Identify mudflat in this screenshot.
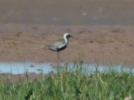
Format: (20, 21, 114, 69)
(0, 0, 134, 81)
(0, 24, 134, 65)
(0, 0, 134, 65)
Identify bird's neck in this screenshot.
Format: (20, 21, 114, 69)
(63, 35, 68, 44)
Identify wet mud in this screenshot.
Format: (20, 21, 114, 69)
(0, 0, 134, 80)
(0, 24, 134, 65)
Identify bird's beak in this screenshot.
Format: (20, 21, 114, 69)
(71, 35, 78, 40)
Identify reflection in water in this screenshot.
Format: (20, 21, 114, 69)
(0, 62, 133, 75)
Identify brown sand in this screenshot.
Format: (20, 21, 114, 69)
(0, 24, 134, 65)
(1, 24, 134, 81)
(0, 0, 134, 81)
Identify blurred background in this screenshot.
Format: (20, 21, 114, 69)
(0, 0, 134, 26)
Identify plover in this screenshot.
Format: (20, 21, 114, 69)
(45, 33, 71, 60)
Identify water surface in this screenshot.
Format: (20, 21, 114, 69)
(0, 62, 133, 75)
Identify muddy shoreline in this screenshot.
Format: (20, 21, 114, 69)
(0, 24, 134, 65)
(0, 0, 134, 80)
(0, 24, 134, 81)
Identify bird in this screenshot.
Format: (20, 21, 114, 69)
(45, 33, 71, 60)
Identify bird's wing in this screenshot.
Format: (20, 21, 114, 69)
(51, 39, 65, 47)
(46, 39, 65, 50)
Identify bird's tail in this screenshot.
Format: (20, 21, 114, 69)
(45, 46, 51, 50)
(41, 45, 50, 50)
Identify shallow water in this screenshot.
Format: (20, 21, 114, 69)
(0, 62, 55, 74)
(0, 62, 133, 75)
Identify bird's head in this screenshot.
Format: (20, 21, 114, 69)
(64, 33, 71, 39)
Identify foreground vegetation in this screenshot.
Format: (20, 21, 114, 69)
(0, 62, 133, 100)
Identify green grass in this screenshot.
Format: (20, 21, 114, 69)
(0, 62, 133, 100)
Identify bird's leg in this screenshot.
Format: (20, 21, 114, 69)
(57, 51, 60, 60)
(57, 51, 60, 71)
(57, 51, 60, 70)
(57, 51, 65, 62)
(57, 51, 64, 62)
